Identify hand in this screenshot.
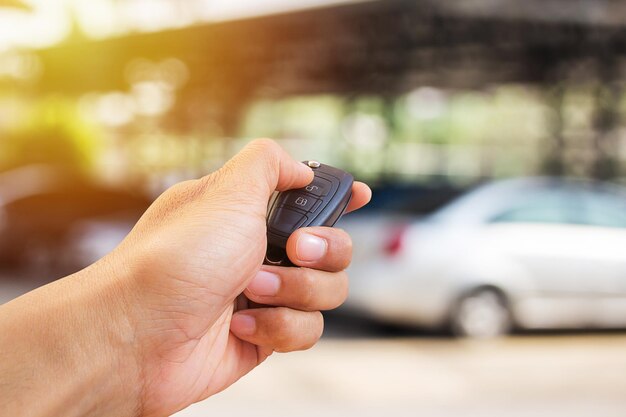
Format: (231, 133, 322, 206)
(0, 139, 370, 417)
(101, 139, 370, 416)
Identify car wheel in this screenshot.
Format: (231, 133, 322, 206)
(451, 288, 512, 338)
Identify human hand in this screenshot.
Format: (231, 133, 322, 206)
(102, 139, 371, 416)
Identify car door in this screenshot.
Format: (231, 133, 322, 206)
(485, 188, 596, 328)
(577, 189, 626, 327)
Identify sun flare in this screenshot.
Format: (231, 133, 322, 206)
(0, 0, 364, 52)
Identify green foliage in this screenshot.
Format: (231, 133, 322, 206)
(240, 95, 344, 140)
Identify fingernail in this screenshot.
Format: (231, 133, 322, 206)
(231, 314, 256, 336)
(296, 234, 327, 262)
(247, 270, 281, 296)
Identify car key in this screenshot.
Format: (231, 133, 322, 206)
(265, 161, 354, 266)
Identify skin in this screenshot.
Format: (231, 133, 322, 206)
(0, 139, 371, 417)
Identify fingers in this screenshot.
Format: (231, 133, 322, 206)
(230, 308, 323, 353)
(244, 266, 349, 311)
(285, 227, 352, 271)
(219, 138, 314, 199)
(346, 181, 372, 213)
(216, 140, 372, 207)
(234, 226, 353, 353)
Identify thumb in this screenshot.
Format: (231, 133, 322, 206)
(219, 139, 314, 200)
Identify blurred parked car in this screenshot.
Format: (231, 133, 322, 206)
(343, 178, 626, 338)
(0, 165, 151, 273)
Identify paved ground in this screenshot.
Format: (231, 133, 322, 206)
(2, 276, 626, 417)
(176, 334, 626, 417)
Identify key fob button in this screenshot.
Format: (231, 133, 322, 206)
(268, 207, 307, 235)
(303, 177, 332, 197)
(282, 193, 320, 212)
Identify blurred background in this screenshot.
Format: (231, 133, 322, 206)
(1, 0, 626, 416)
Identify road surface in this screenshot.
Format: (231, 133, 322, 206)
(176, 334, 626, 417)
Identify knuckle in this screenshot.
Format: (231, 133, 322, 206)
(215, 160, 265, 200)
(163, 180, 195, 200)
(271, 308, 296, 347)
(193, 172, 222, 196)
(272, 310, 323, 352)
(297, 268, 317, 306)
(238, 139, 282, 193)
(271, 307, 294, 332)
(256, 140, 281, 181)
(246, 139, 282, 168)
(249, 138, 280, 154)
(325, 228, 352, 269)
(213, 162, 238, 187)
(139, 180, 195, 223)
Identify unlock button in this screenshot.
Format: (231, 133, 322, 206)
(283, 193, 320, 212)
(302, 177, 332, 197)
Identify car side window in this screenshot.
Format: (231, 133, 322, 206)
(489, 190, 580, 225)
(581, 191, 626, 228)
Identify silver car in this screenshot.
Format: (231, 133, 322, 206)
(344, 178, 626, 338)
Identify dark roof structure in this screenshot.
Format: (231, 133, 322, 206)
(33, 0, 626, 132)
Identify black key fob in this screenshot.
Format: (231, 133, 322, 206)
(265, 161, 354, 266)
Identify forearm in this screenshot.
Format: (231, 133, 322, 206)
(0, 262, 141, 417)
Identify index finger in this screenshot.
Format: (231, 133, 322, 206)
(345, 181, 372, 214)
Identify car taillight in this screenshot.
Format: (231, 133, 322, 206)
(384, 225, 408, 256)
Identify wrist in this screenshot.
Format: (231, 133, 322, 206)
(68, 258, 143, 417)
(0, 258, 142, 417)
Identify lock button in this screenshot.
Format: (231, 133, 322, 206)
(283, 193, 321, 212)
